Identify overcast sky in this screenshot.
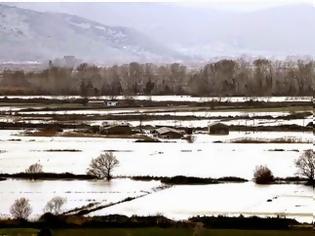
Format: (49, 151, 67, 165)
(3, 0, 315, 12)
(177, 0, 314, 11)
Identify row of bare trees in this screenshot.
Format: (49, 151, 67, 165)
(10, 196, 66, 220)
(1, 59, 314, 96)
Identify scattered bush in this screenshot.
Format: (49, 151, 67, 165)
(254, 165, 274, 184)
(25, 163, 43, 174)
(184, 135, 196, 143)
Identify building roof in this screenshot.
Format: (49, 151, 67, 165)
(155, 127, 183, 135)
(101, 122, 130, 128)
(209, 122, 228, 128)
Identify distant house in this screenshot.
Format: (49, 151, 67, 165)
(87, 100, 119, 107)
(153, 127, 184, 139)
(100, 124, 132, 135)
(208, 123, 229, 135)
(105, 100, 119, 107)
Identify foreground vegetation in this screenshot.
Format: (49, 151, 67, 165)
(1, 227, 314, 236)
(0, 214, 311, 229)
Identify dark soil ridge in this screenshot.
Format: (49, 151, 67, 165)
(1, 97, 311, 108)
(0, 173, 310, 185)
(7, 110, 312, 122)
(0, 121, 311, 132)
(131, 175, 248, 184)
(0, 172, 95, 180)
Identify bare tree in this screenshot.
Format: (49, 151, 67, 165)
(295, 149, 314, 184)
(25, 163, 43, 173)
(87, 152, 119, 180)
(254, 165, 274, 184)
(10, 198, 32, 220)
(44, 196, 67, 215)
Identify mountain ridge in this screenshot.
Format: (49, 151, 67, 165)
(0, 3, 314, 63)
(0, 4, 182, 63)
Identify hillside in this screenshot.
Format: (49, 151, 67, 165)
(28, 3, 314, 58)
(0, 4, 180, 63)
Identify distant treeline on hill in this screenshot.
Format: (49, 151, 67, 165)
(0, 59, 313, 96)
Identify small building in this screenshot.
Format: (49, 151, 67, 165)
(208, 123, 229, 135)
(153, 127, 184, 139)
(87, 100, 119, 107)
(105, 100, 119, 107)
(100, 124, 132, 135)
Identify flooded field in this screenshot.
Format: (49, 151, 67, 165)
(1, 103, 312, 129)
(1, 178, 312, 223)
(98, 182, 314, 223)
(0, 178, 162, 219)
(0, 96, 313, 224)
(0, 95, 312, 103)
(91, 118, 311, 128)
(0, 1, 314, 232)
(0, 130, 312, 178)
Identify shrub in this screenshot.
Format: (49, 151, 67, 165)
(25, 163, 43, 174)
(254, 165, 274, 184)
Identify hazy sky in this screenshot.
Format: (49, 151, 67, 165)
(3, 0, 315, 12)
(177, 0, 314, 11)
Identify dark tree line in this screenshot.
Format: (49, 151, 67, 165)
(0, 59, 313, 96)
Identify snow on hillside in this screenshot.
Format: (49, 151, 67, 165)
(0, 4, 181, 63)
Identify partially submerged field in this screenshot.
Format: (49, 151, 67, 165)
(0, 95, 314, 227)
(0, 95, 312, 130)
